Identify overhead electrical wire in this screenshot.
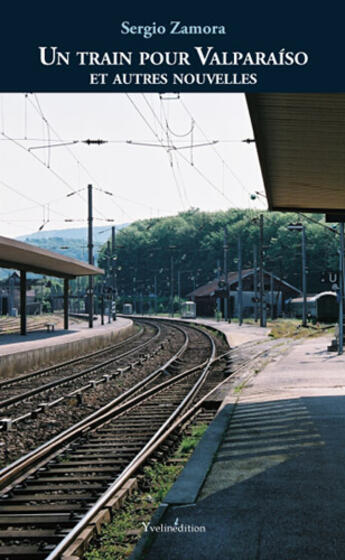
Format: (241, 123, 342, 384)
(0, 178, 74, 221)
(1, 130, 82, 198)
(132, 94, 187, 209)
(0, 137, 243, 144)
(0, 94, 167, 229)
(5, 94, 127, 224)
(1, 93, 257, 234)
(29, 94, 161, 224)
(136, 93, 237, 206)
(149, 93, 236, 204)
(26, 94, 108, 220)
(179, 96, 261, 204)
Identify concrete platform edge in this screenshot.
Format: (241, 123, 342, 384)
(123, 314, 270, 349)
(130, 403, 235, 560)
(165, 403, 234, 505)
(129, 504, 169, 560)
(0, 321, 135, 377)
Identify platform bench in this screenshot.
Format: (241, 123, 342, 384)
(45, 323, 55, 332)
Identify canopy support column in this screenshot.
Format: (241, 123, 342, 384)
(64, 278, 69, 330)
(20, 270, 26, 336)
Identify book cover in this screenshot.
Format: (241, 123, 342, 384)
(0, 4, 343, 560)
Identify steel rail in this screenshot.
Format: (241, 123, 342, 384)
(47, 333, 269, 560)
(0, 323, 148, 390)
(45, 324, 216, 560)
(6, 341, 164, 428)
(52, 342, 267, 560)
(0, 322, 190, 491)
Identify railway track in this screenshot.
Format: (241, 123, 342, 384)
(0, 321, 149, 391)
(0, 320, 224, 559)
(0, 319, 275, 560)
(0, 321, 174, 426)
(0, 321, 192, 467)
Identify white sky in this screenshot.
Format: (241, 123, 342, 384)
(0, 93, 266, 238)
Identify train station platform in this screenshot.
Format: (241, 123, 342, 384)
(133, 334, 345, 560)
(0, 316, 134, 378)
(130, 314, 271, 347)
(187, 317, 270, 347)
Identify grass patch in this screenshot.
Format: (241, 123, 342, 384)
(233, 381, 247, 394)
(84, 423, 208, 560)
(176, 424, 208, 455)
(267, 319, 334, 340)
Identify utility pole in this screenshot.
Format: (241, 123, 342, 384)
(270, 273, 274, 320)
(111, 226, 117, 320)
(301, 225, 307, 327)
(170, 255, 174, 317)
(100, 281, 104, 325)
(259, 214, 266, 327)
(288, 223, 307, 327)
(238, 235, 243, 326)
(223, 228, 229, 322)
(253, 245, 258, 322)
(107, 241, 112, 323)
(154, 274, 158, 314)
(133, 275, 137, 314)
(216, 258, 221, 314)
(177, 270, 181, 315)
(339, 223, 344, 355)
(87, 184, 93, 328)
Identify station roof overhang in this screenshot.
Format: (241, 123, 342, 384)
(0, 235, 104, 279)
(246, 93, 345, 214)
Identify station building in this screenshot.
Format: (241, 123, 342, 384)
(189, 269, 300, 318)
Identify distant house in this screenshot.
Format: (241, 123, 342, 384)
(189, 269, 301, 318)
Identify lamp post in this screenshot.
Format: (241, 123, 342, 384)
(287, 223, 307, 327)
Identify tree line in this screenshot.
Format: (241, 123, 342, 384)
(97, 208, 339, 302)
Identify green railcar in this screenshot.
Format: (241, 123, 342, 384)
(289, 291, 337, 323)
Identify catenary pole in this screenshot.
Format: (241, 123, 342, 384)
(170, 255, 174, 317)
(111, 226, 117, 320)
(223, 228, 229, 321)
(339, 223, 344, 355)
(270, 272, 274, 320)
(253, 245, 258, 322)
(301, 225, 307, 327)
(216, 258, 221, 315)
(238, 235, 243, 326)
(259, 214, 266, 327)
(107, 241, 112, 323)
(88, 184, 93, 329)
(154, 274, 157, 314)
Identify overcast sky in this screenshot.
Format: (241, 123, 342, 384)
(0, 92, 266, 238)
